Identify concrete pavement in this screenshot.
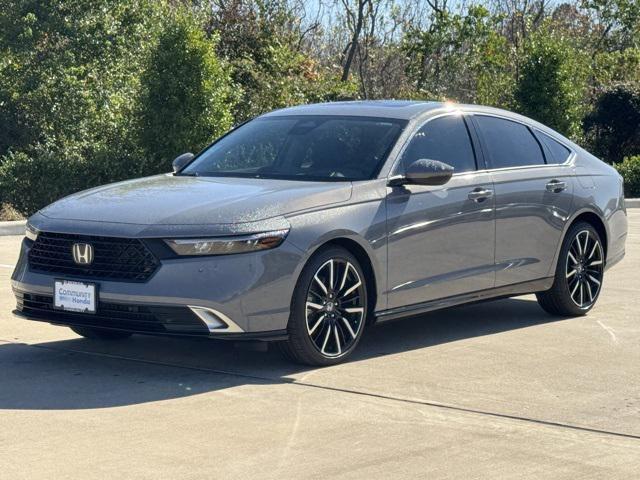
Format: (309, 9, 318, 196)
(1, 212, 639, 479)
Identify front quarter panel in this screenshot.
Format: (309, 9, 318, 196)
(284, 180, 388, 312)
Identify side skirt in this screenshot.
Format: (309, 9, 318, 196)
(374, 277, 554, 322)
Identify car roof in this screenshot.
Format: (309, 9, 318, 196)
(261, 100, 538, 122)
(261, 100, 443, 120)
(260, 100, 576, 147)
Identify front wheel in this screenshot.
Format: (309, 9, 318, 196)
(279, 247, 368, 366)
(536, 222, 605, 316)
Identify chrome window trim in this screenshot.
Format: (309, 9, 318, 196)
(531, 127, 575, 166)
(445, 161, 575, 179)
(466, 111, 576, 170)
(461, 162, 574, 176)
(383, 107, 578, 181)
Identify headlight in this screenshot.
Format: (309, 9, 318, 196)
(25, 222, 39, 242)
(164, 229, 289, 256)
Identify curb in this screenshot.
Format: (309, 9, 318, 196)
(0, 220, 26, 236)
(626, 198, 640, 208)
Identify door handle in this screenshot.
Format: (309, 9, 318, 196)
(468, 187, 494, 202)
(546, 180, 567, 193)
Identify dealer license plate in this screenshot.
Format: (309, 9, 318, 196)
(54, 279, 97, 314)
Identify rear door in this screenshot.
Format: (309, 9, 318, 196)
(470, 114, 574, 287)
(386, 113, 496, 309)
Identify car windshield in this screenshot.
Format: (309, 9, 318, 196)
(181, 115, 407, 181)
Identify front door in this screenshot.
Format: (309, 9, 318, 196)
(386, 113, 496, 310)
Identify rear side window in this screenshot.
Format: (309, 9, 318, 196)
(536, 131, 571, 164)
(474, 115, 545, 169)
(402, 115, 476, 173)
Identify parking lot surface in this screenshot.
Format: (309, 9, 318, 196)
(1, 212, 639, 479)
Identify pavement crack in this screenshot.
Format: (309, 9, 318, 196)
(3, 337, 640, 442)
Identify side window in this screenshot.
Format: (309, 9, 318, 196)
(474, 115, 545, 169)
(402, 115, 476, 173)
(535, 131, 571, 164)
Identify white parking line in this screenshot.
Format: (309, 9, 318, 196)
(596, 320, 619, 344)
(0, 264, 14, 269)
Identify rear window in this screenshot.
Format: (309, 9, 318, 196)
(535, 131, 572, 164)
(474, 115, 545, 169)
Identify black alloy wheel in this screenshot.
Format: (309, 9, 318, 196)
(279, 247, 368, 365)
(536, 222, 604, 316)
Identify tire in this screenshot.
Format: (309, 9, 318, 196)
(70, 326, 133, 340)
(536, 221, 605, 316)
(279, 246, 368, 366)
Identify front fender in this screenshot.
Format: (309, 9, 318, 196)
(284, 200, 388, 311)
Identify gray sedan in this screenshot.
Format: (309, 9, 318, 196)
(12, 101, 628, 365)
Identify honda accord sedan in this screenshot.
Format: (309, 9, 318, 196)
(12, 101, 628, 365)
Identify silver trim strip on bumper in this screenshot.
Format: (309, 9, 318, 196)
(188, 306, 245, 334)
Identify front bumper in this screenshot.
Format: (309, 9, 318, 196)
(12, 235, 304, 339)
(15, 291, 210, 336)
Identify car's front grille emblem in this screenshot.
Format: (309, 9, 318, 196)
(71, 243, 94, 265)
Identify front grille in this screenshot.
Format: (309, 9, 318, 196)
(17, 293, 208, 335)
(28, 232, 160, 282)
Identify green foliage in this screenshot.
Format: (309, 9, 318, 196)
(1, 0, 640, 217)
(583, 85, 640, 163)
(0, 0, 163, 214)
(514, 30, 589, 139)
(402, 6, 513, 106)
(137, 9, 235, 171)
(0, 1, 236, 215)
(580, 0, 640, 48)
(0, 0, 161, 154)
(462, 6, 514, 106)
(210, 0, 356, 122)
(230, 43, 356, 122)
(1, 147, 89, 215)
(614, 155, 640, 197)
(592, 48, 640, 89)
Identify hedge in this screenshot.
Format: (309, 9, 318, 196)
(615, 156, 640, 198)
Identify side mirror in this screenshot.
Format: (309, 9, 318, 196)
(390, 159, 454, 186)
(172, 152, 194, 173)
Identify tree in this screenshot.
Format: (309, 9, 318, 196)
(402, 4, 512, 105)
(581, 0, 640, 50)
(208, 0, 354, 121)
(137, 8, 235, 172)
(338, 0, 375, 82)
(1, 0, 640, 217)
(514, 29, 589, 139)
(583, 85, 640, 163)
(614, 155, 640, 196)
(0, 0, 161, 160)
(0, 0, 164, 214)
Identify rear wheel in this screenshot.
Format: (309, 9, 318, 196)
(279, 247, 367, 366)
(70, 326, 133, 340)
(536, 222, 604, 316)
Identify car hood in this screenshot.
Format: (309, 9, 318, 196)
(37, 174, 352, 233)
